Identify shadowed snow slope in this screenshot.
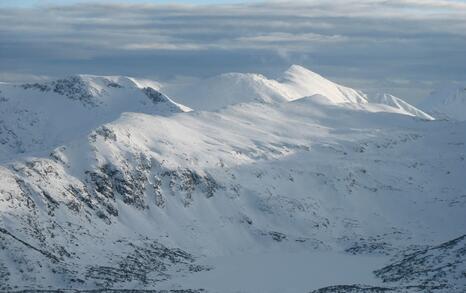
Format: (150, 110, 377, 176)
(418, 85, 466, 121)
(163, 65, 433, 120)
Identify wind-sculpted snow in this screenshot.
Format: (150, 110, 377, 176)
(0, 69, 464, 292)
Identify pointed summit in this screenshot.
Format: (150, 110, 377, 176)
(282, 64, 324, 80)
(279, 64, 368, 104)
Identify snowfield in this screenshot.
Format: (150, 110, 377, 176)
(162, 65, 433, 120)
(418, 85, 466, 121)
(0, 66, 464, 292)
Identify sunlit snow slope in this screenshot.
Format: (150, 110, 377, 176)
(163, 65, 433, 120)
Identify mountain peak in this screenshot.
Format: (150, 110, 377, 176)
(18, 74, 169, 108)
(0, 74, 189, 160)
(283, 64, 324, 80)
(279, 64, 369, 104)
(160, 65, 432, 119)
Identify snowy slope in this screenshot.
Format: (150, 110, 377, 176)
(418, 85, 466, 121)
(366, 93, 433, 120)
(0, 70, 463, 292)
(0, 75, 189, 162)
(279, 64, 368, 104)
(163, 65, 433, 120)
(375, 235, 466, 291)
(0, 98, 464, 291)
(162, 72, 289, 111)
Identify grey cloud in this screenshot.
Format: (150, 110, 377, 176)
(1, 0, 465, 102)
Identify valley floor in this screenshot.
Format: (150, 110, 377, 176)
(160, 251, 387, 293)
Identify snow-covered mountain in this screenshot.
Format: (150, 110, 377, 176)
(0, 66, 464, 292)
(0, 75, 190, 162)
(163, 65, 433, 120)
(418, 85, 466, 121)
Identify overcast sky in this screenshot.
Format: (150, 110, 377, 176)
(1, 0, 465, 102)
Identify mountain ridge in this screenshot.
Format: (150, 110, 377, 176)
(0, 74, 189, 162)
(162, 64, 433, 120)
(0, 67, 464, 292)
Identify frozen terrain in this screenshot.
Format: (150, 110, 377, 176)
(0, 66, 464, 292)
(163, 65, 433, 120)
(0, 75, 190, 163)
(418, 85, 466, 121)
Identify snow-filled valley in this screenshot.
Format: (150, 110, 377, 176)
(0, 65, 464, 292)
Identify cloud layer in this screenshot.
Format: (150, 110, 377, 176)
(1, 0, 465, 101)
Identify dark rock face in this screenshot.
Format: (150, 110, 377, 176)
(374, 235, 466, 290)
(21, 76, 99, 106)
(307, 235, 466, 293)
(85, 161, 149, 216)
(84, 240, 208, 288)
(142, 87, 168, 103)
(345, 239, 393, 256)
(51, 77, 96, 106)
(20, 82, 51, 92)
(107, 82, 123, 88)
(309, 285, 396, 293)
(0, 221, 209, 291)
(141, 87, 185, 113)
(93, 126, 118, 142)
(160, 168, 223, 206)
(309, 284, 451, 293)
(82, 150, 223, 218)
(269, 231, 287, 242)
(0, 144, 224, 289)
